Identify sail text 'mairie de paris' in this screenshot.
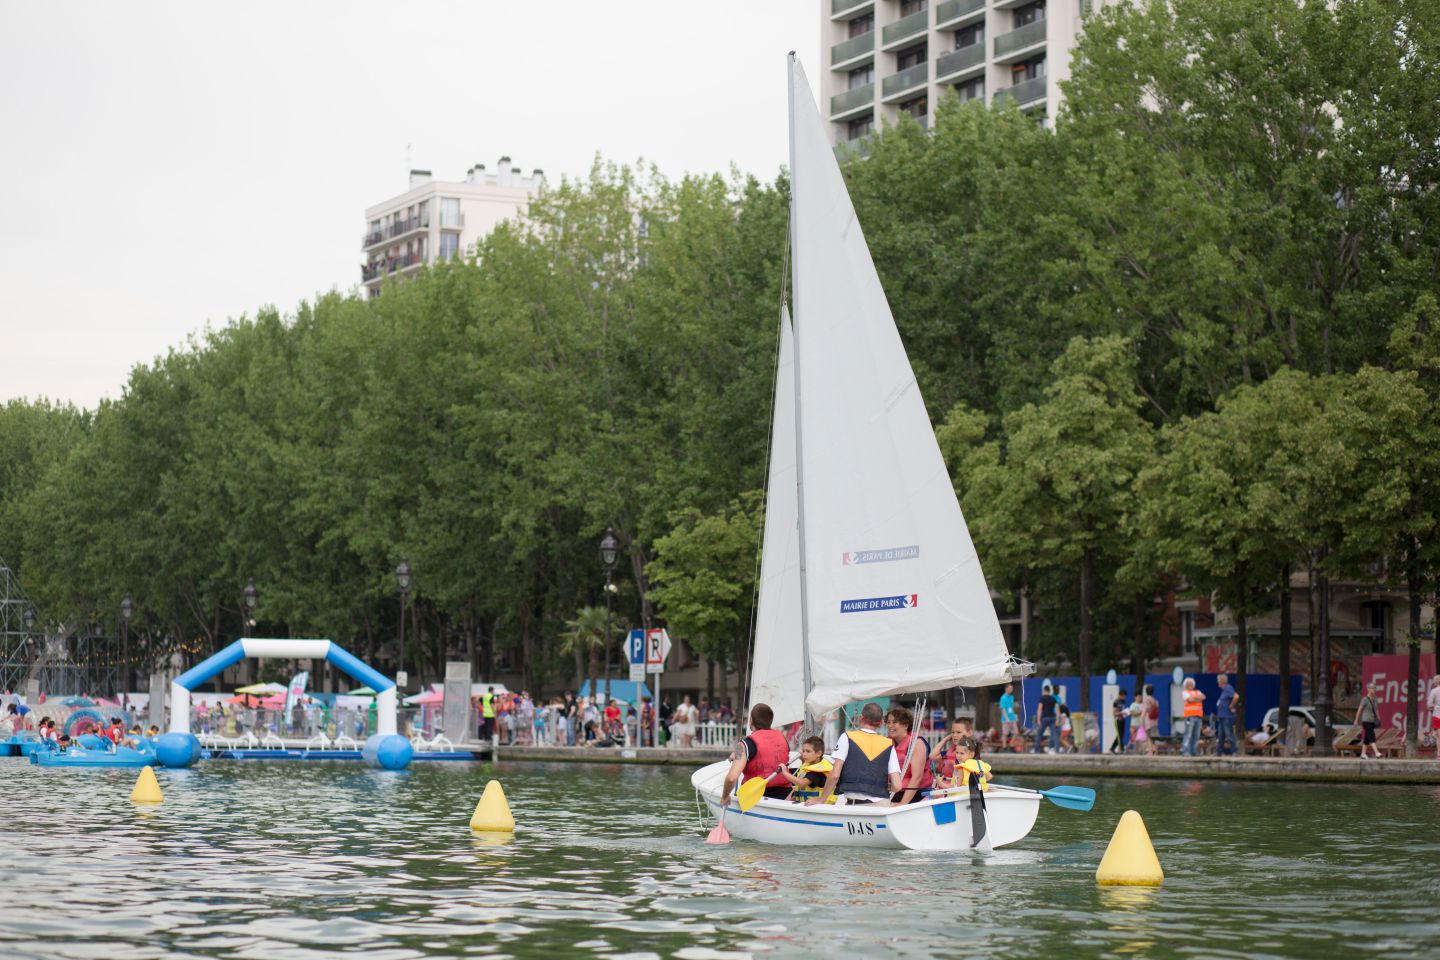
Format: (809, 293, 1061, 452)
(839, 594, 919, 613)
(841, 545, 920, 565)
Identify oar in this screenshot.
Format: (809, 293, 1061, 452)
(705, 777, 767, 844)
(994, 783, 1096, 811)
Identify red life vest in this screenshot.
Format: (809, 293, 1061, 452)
(742, 728, 791, 788)
(894, 733, 934, 791)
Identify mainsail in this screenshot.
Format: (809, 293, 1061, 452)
(782, 55, 1014, 720)
(748, 307, 806, 727)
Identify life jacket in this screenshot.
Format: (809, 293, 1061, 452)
(835, 729, 893, 798)
(1183, 691, 1204, 717)
(958, 758, 992, 792)
(894, 733, 934, 791)
(742, 728, 791, 788)
(108, 725, 124, 743)
(790, 758, 834, 802)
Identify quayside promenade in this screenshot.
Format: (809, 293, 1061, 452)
(491, 744, 1440, 784)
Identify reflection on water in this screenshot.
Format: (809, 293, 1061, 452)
(0, 761, 1436, 959)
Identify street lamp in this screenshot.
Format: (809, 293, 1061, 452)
(395, 557, 411, 687)
(22, 606, 35, 661)
(599, 528, 619, 705)
(242, 579, 259, 632)
(120, 594, 133, 699)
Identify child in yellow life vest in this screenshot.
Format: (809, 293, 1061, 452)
(775, 736, 835, 803)
(937, 737, 992, 795)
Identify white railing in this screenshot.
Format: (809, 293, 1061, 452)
(694, 722, 739, 749)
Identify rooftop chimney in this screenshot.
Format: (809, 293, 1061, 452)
(409, 168, 433, 189)
(497, 156, 511, 187)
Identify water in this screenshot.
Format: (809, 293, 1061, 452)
(1, 760, 1436, 959)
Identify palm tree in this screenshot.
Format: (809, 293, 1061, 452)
(560, 605, 626, 699)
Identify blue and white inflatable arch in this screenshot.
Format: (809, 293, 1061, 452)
(157, 638, 412, 770)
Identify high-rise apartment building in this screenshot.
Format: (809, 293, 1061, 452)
(360, 158, 543, 296)
(821, 0, 1107, 150)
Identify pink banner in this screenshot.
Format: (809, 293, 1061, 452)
(1362, 654, 1436, 730)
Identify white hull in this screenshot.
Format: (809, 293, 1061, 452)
(691, 760, 1040, 850)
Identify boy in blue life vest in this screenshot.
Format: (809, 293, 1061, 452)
(775, 735, 834, 802)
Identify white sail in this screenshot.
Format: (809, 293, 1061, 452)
(748, 307, 807, 728)
(789, 57, 1014, 719)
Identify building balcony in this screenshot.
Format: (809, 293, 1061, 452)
(831, 31, 876, 69)
(881, 61, 928, 101)
(830, 82, 876, 120)
(881, 9, 929, 49)
(993, 0, 1035, 8)
(935, 0, 986, 29)
(361, 251, 425, 284)
(993, 75, 1047, 109)
(362, 214, 429, 250)
(935, 42, 985, 82)
(833, 135, 874, 160)
(994, 19, 1047, 62)
(830, 0, 874, 19)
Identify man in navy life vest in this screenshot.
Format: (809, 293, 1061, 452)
(807, 702, 903, 805)
(719, 702, 793, 808)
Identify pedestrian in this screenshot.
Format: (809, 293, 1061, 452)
(1032, 685, 1059, 754)
(998, 683, 1019, 750)
(1140, 684, 1160, 755)
(1428, 677, 1440, 759)
(1181, 677, 1206, 756)
(639, 696, 655, 747)
(673, 695, 698, 748)
(1355, 682, 1381, 759)
(1109, 690, 1129, 754)
(1214, 673, 1238, 756)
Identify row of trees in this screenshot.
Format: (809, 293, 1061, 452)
(1, 0, 1437, 747)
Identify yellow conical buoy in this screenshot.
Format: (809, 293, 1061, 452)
(131, 765, 163, 804)
(470, 779, 515, 832)
(1096, 810, 1163, 886)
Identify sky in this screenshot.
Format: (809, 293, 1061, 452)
(0, 1, 821, 410)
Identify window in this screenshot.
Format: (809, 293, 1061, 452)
(900, 0, 927, 15)
(1013, 54, 1046, 81)
(955, 23, 983, 48)
(1015, 0, 1046, 27)
(954, 77, 984, 102)
(847, 114, 874, 139)
(1180, 610, 1196, 656)
(417, 199, 429, 226)
(897, 43, 926, 71)
(848, 12, 873, 38)
(440, 197, 462, 227)
(848, 64, 874, 89)
(899, 95, 927, 119)
(439, 233, 460, 260)
(1362, 601, 1391, 653)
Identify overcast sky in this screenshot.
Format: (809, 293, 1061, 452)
(0, 1, 821, 410)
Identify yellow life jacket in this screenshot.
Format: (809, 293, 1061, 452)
(791, 758, 835, 802)
(957, 758, 992, 792)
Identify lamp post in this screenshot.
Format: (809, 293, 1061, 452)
(599, 528, 619, 705)
(22, 606, 35, 661)
(395, 557, 411, 688)
(120, 594, 133, 699)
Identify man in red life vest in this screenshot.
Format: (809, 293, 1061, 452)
(719, 703, 792, 808)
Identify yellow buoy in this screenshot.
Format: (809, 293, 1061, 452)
(1095, 809, 1163, 886)
(131, 765, 163, 804)
(470, 779, 515, 832)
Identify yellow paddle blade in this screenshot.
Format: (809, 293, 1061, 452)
(736, 777, 767, 812)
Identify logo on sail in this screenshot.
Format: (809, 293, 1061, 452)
(841, 545, 920, 565)
(839, 594, 918, 613)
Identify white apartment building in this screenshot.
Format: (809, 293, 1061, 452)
(822, 0, 1109, 150)
(361, 158, 543, 296)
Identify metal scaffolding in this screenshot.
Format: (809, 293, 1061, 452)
(0, 558, 118, 699)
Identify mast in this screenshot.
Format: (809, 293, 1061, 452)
(787, 52, 816, 728)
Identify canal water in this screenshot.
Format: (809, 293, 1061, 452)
(1, 760, 1436, 959)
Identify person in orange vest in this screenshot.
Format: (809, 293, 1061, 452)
(1181, 677, 1206, 756)
(719, 703, 792, 808)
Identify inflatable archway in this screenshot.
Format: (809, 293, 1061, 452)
(159, 638, 411, 770)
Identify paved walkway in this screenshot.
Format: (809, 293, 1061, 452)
(486, 743, 1440, 783)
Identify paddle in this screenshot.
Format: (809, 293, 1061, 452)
(706, 777, 768, 844)
(995, 783, 1097, 812)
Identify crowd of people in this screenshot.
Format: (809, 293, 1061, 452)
(472, 689, 741, 749)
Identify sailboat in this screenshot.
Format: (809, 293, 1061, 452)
(690, 55, 1046, 850)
